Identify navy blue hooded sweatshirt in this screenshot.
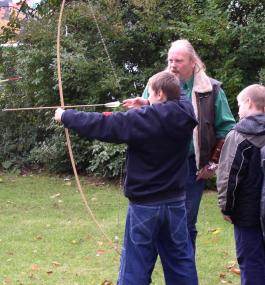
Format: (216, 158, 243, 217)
(62, 98, 198, 204)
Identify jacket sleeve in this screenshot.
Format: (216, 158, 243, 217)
(61, 108, 155, 144)
(141, 85, 149, 99)
(260, 146, 265, 240)
(217, 130, 244, 215)
(214, 88, 236, 139)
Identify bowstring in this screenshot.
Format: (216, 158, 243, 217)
(87, 0, 121, 91)
(87, 0, 125, 247)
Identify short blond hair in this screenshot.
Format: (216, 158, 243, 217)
(237, 84, 265, 111)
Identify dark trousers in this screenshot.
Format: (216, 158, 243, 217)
(234, 225, 265, 285)
(117, 201, 198, 285)
(185, 156, 205, 250)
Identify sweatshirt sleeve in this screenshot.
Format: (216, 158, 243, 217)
(61, 108, 155, 144)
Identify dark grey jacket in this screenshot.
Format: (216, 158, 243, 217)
(261, 145, 265, 240)
(217, 114, 265, 230)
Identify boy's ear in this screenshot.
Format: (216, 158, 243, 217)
(158, 90, 167, 101)
(246, 97, 253, 108)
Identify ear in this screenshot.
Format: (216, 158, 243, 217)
(189, 58, 196, 70)
(246, 97, 253, 109)
(158, 90, 167, 102)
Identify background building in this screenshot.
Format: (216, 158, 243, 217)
(0, 0, 40, 27)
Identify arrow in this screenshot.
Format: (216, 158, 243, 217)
(2, 101, 121, 112)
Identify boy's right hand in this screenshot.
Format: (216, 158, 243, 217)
(122, 97, 149, 109)
(54, 107, 65, 123)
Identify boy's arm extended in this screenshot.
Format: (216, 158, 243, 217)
(60, 108, 153, 144)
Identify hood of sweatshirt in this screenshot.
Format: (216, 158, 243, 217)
(151, 96, 198, 140)
(235, 114, 265, 148)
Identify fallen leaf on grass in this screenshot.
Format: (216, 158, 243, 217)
(52, 261, 60, 266)
(50, 193, 61, 199)
(31, 264, 40, 271)
(96, 249, 106, 256)
(227, 261, 240, 275)
(3, 278, 12, 284)
(101, 280, 114, 285)
(35, 235, 42, 240)
(208, 228, 221, 234)
(219, 272, 226, 278)
(219, 272, 227, 283)
(229, 266, 240, 275)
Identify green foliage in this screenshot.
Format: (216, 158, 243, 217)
(0, 121, 39, 170)
(0, 0, 264, 176)
(27, 124, 126, 178)
(259, 68, 265, 84)
(88, 142, 126, 178)
(28, 122, 71, 172)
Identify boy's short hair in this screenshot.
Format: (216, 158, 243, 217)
(148, 71, 180, 101)
(238, 84, 265, 111)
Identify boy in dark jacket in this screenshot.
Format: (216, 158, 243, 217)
(217, 84, 265, 285)
(55, 71, 198, 285)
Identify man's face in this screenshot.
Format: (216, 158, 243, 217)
(167, 46, 195, 81)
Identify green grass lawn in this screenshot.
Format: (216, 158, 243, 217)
(0, 173, 240, 285)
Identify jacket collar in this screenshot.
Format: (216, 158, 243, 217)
(193, 66, 212, 93)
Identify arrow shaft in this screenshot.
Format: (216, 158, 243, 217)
(0, 79, 10, 83)
(2, 103, 107, 112)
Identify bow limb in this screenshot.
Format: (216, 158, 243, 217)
(56, 0, 120, 255)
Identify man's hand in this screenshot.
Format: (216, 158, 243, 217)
(54, 107, 65, 123)
(223, 215, 232, 223)
(122, 97, 149, 109)
(196, 163, 217, 181)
